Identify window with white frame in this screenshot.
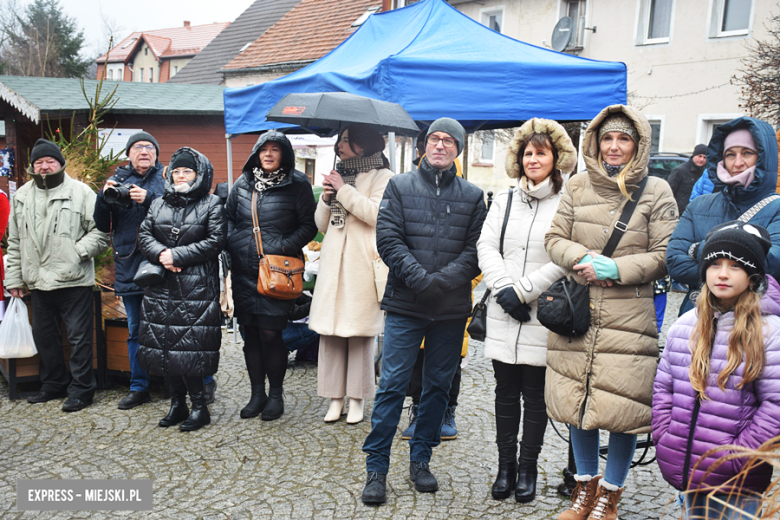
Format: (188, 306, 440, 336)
(139, 68, 144, 82)
(637, 0, 673, 44)
(173, 65, 178, 76)
(561, 0, 587, 48)
(480, 7, 504, 34)
(149, 68, 154, 82)
(107, 69, 113, 80)
(647, 119, 663, 153)
(480, 131, 495, 163)
(709, 0, 752, 38)
(697, 114, 741, 144)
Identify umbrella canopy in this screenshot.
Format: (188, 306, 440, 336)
(265, 92, 420, 137)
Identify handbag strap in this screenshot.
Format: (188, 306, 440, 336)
(251, 190, 266, 259)
(499, 189, 513, 257)
(738, 194, 780, 223)
(170, 203, 191, 246)
(602, 177, 648, 258)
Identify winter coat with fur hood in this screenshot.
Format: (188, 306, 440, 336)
(137, 148, 226, 377)
(652, 276, 780, 493)
(478, 118, 574, 366)
(544, 104, 679, 434)
(308, 166, 394, 337)
(225, 132, 317, 328)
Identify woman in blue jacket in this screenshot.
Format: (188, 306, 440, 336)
(667, 116, 780, 315)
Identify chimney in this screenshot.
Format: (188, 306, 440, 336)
(184, 21, 191, 28)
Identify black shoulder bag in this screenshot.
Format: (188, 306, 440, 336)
(537, 177, 648, 338)
(467, 189, 513, 342)
(133, 204, 189, 288)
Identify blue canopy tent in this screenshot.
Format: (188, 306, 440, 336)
(221, 0, 627, 182)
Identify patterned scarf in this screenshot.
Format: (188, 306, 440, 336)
(329, 151, 385, 228)
(253, 167, 286, 192)
(601, 161, 626, 178)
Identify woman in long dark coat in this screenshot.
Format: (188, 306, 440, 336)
(138, 147, 226, 432)
(226, 131, 317, 421)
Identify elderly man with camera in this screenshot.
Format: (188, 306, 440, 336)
(6, 139, 109, 412)
(94, 132, 166, 410)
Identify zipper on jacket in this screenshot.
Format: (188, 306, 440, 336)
(514, 197, 539, 364)
(682, 316, 716, 491)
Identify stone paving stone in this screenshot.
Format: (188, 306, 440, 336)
(0, 293, 693, 519)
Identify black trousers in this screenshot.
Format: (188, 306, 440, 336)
(30, 287, 95, 400)
(407, 347, 461, 407)
(492, 359, 547, 463)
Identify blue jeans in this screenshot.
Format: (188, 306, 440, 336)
(682, 491, 762, 519)
(363, 313, 466, 473)
(654, 292, 667, 333)
(123, 294, 150, 392)
(570, 426, 637, 488)
(282, 322, 319, 352)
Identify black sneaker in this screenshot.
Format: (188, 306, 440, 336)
(361, 472, 387, 505)
(117, 391, 151, 410)
(409, 461, 438, 492)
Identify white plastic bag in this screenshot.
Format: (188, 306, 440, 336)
(0, 297, 37, 358)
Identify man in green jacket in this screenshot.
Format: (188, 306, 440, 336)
(5, 139, 109, 412)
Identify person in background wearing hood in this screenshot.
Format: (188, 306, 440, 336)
(5, 139, 109, 412)
(667, 144, 707, 293)
(225, 131, 317, 422)
(93, 132, 167, 410)
(136, 148, 226, 432)
(361, 118, 486, 505)
(667, 117, 780, 317)
(545, 106, 678, 520)
(308, 123, 393, 425)
(478, 119, 574, 504)
(654, 221, 780, 519)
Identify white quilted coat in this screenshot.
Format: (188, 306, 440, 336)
(477, 176, 565, 366)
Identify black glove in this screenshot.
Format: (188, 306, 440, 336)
(509, 303, 532, 323)
(496, 287, 522, 314)
(418, 278, 444, 304)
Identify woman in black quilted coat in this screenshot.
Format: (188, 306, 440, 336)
(226, 131, 317, 421)
(137, 147, 226, 432)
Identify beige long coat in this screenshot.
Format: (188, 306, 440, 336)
(544, 105, 679, 434)
(308, 167, 394, 337)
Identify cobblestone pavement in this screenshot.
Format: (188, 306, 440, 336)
(0, 291, 688, 519)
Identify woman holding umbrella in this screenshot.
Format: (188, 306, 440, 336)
(226, 131, 317, 421)
(309, 123, 393, 424)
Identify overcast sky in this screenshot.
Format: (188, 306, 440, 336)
(53, 0, 254, 58)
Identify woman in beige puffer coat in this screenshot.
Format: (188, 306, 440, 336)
(544, 105, 678, 520)
(477, 118, 574, 503)
(309, 124, 394, 425)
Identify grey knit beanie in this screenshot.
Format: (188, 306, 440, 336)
(426, 117, 465, 155)
(125, 131, 160, 156)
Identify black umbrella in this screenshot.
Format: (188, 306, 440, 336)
(265, 92, 420, 137)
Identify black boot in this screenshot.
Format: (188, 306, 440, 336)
(180, 377, 211, 431)
(491, 443, 517, 500)
(240, 384, 268, 419)
(492, 387, 521, 500)
(262, 386, 284, 421)
(159, 377, 189, 427)
(515, 461, 538, 503)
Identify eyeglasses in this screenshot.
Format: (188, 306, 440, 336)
(426, 135, 457, 148)
(171, 168, 195, 177)
(132, 144, 156, 152)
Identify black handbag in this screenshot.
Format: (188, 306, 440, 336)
(537, 177, 648, 337)
(467, 189, 513, 342)
(133, 259, 166, 287)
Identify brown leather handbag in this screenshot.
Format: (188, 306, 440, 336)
(251, 190, 305, 300)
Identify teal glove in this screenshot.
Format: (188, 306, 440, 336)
(591, 255, 619, 280)
(579, 254, 594, 265)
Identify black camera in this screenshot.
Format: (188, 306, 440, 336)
(104, 184, 132, 208)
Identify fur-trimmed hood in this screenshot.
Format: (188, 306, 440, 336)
(505, 118, 577, 179)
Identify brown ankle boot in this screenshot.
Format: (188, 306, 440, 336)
(558, 475, 601, 520)
(587, 483, 623, 520)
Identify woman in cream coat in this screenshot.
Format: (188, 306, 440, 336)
(309, 124, 394, 424)
(478, 118, 575, 503)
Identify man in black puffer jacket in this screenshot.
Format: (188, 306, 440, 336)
(362, 118, 487, 504)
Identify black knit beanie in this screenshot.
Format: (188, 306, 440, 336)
(693, 144, 707, 157)
(426, 117, 465, 155)
(30, 138, 65, 167)
(699, 221, 772, 283)
(170, 151, 197, 172)
(125, 132, 160, 156)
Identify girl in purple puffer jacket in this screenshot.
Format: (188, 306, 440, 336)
(653, 220, 780, 519)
